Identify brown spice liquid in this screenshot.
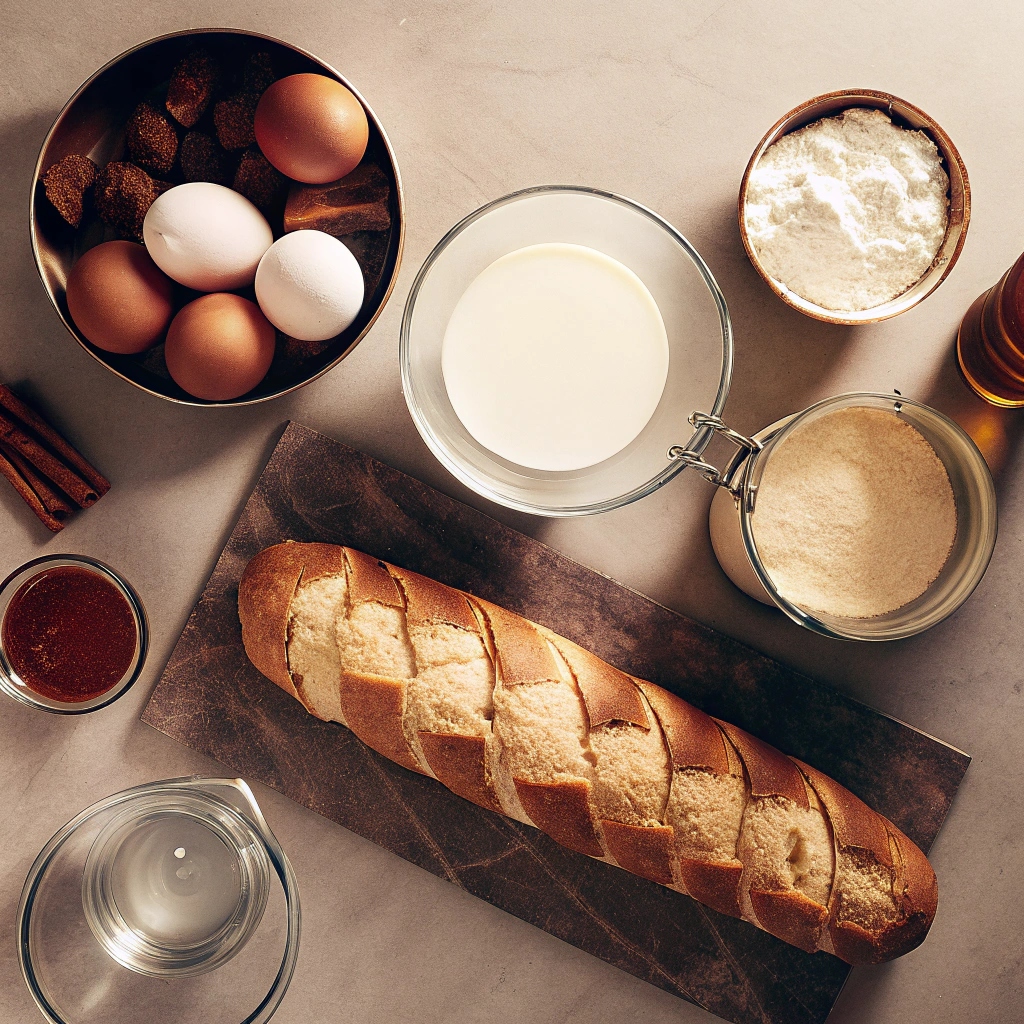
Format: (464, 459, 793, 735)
(2, 566, 137, 702)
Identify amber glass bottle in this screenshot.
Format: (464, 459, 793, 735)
(958, 251, 1024, 407)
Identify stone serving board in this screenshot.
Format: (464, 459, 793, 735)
(143, 422, 970, 1024)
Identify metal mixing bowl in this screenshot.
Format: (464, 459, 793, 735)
(31, 28, 405, 406)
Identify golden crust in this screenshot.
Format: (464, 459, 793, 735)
(602, 820, 675, 885)
(295, 542, 348, 587)
(418, 732, 502, 813)
(637, 681, 731, 774)
(888, 821, 939, 924)
(717, 720, 808, 807)
(678, 858, 744, 919)
(338, 671, 425, 775)
(473, 598, 563, 686)
(749, 889, 829, 953)
(345, 547, 404, 607)
(390, 565, 479, 630)
(794, 759, 892, 867)
(514, 778, 605, 858)
(546, 633, 649, 729)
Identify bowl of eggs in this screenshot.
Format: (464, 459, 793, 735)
(31, 28, 404, 405)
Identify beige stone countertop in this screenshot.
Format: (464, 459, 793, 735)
(1, 2, 1021, 1022)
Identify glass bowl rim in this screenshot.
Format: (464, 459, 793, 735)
(18, 777, 301, 1024)
(0, 554, 149, 714)
(737, 391, 998, 641)
(400, 184, 734, 516)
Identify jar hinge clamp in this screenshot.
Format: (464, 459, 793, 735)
(668, 412, 762, 493)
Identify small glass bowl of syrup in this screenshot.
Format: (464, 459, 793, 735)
(0, 555, 148, 713)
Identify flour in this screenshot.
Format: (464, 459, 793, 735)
(744, 108, 949, 311)
(750, 406, 956, 619)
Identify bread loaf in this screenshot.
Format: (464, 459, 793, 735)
(238, 541, 938, 964)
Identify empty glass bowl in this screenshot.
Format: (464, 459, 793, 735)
(18, 777, 300, 1024)
(401, 185, 733, 515)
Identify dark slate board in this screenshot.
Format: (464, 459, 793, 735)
(142, 422, 970, 1024)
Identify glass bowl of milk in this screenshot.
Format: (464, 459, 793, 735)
(401, 186, 733, 515)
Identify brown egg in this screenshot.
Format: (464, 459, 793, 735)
(65, 240, 174, 354)
(164, 293, 276, 401)
(254, 74, 368, 184)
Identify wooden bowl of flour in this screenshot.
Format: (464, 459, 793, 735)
(738, 89, 970, 326)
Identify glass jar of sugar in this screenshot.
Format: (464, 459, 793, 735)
(702, 393, 996, 641)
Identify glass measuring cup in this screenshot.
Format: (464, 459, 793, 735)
(18, 777, 300, 1024)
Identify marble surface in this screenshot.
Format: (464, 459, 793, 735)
(142, 424, 967, 1024)
(0, 3, 1021, 1023)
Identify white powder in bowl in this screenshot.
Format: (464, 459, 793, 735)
(750, 406, 956, 619)
(744, 108, 949, 311)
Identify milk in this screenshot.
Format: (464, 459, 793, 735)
(441, 243, 669, 472)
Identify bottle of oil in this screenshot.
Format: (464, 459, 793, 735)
(958, 251, 1024, 407)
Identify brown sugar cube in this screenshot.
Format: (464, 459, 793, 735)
(214, 92, 259, 151)
(180, 131, 232, 186)
(266, 333, 330, 382)
(125, 102, 179, 176)
(166, 48, 220, 128)
(42, 154, 98, 227)
(283, 163, 391, 237)
(233, 147, 286, 212)
(243, 50, 276, 94)
(94, 162, 170, 240)
(344, 229, 390, 296)
(282, 334, 334, 362)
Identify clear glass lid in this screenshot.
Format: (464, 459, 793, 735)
(401, 186, 733, 515)
(18, 778, 300, 1024)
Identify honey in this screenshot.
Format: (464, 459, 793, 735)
(957, 251, 1024, 407)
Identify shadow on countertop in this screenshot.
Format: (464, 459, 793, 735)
(924, 327, 1024, 488)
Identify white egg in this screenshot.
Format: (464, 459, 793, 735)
(143, 183, 274, 291)
(254, 230, 364, 342)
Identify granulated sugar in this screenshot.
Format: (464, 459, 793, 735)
(751, 406, 956, 618)
(744, 108, 949, 311)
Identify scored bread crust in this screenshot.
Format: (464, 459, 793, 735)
(793, 760, 937, 964)
(237, 542, 939, 965)
(716, 722, 832, 953)
(238, 541, 345, 707)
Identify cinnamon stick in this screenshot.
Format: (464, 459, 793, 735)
(0, 441, 73, 521)
(0, 407, 100, 508)
(0, 386, 109, 496)
(0, 448, 64, 532)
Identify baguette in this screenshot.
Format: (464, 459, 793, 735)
(238, 541, 937, 964)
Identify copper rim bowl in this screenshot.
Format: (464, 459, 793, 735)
(30, 28, 405, 406)
(737, 89, 970, 326)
